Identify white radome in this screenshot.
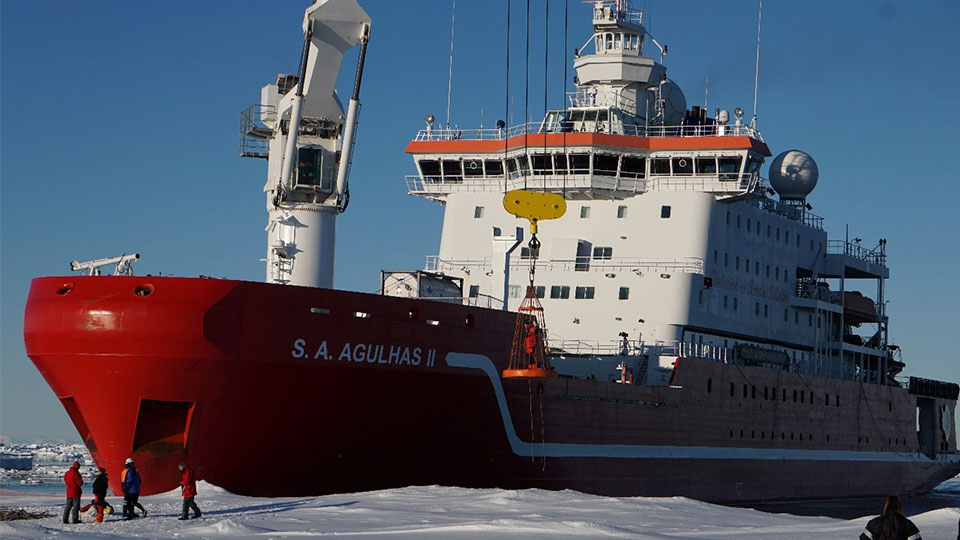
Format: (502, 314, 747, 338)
(769, 149, 819, 201)
(659, 79, 686, 126)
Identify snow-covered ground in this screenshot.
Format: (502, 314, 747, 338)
(1, 482, 958, 540)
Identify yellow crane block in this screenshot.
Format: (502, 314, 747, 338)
(502, 190, 566, 234)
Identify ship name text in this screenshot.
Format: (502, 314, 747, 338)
(290, 338, 438, 368)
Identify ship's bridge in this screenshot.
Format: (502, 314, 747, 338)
(404, 112, 770, 201)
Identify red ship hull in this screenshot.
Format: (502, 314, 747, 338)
(24, 276, 960, 501)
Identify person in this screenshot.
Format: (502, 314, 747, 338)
(524, 323, 539, 368)
(177, 462, 202, 520)
(81, 467, 114, 522)
(121, 457, 147, 519)
(859, 495, 922, 540)
(62, 461, 83, 524)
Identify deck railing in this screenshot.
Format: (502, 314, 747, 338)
(413, 120, 762, 142)
(827, 240, 886, 266)
(425, 256, 704, 275)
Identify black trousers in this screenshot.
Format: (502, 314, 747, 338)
(123, 493, 145, 517)
(181, 496, 201, 518)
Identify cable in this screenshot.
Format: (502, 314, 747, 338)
(504, 0, 511, 193)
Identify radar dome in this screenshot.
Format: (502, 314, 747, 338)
(659, 79, 686, 126)
(769, 150, 818, 201)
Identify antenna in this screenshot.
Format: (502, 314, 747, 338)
(704, 73, 709, 110)
(751, 0, 762, 129)
(445, 0, 457, 131)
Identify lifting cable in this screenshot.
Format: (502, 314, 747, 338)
(503, 0, 511, 194)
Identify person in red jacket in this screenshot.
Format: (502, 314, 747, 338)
(177, 462, 201, 520)
(62, 461, 83, 524)
(524, 323, 539, 368)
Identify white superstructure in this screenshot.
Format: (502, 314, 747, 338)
(403, 1, 892, 386)
(241, 0, 371, 288)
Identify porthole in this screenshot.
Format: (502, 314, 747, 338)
(408, 309, 418, 320)
(134, 284, 155, 296)
(57, 282, 75, 295)
(464, 314, 475, 327)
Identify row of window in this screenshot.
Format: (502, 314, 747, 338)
(726, 210, 821, 252)
(419, 153, 760, 182)
(714, 250, 792, 284)
(502, 285, 632, 300)
(730, 429, 819, 442)
(707, 378, 842, 407)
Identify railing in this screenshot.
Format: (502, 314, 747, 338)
(413, 120, 762, 142)
(405, 174, 637, 196)
(827, 240, 886, 266)
(239, 104, 274, 158)
(751, 198, 824, 230)
(551, 338, 729, 363)
(591, 1, 644, 26)
(414, 295, 503, 310)
(425, 256, 704, 275)
(566, 87, 637, 113)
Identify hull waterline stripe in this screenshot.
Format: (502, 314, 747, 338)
(446, 353, 959, 465)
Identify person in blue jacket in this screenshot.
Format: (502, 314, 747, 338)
(120, 458, 147, 520)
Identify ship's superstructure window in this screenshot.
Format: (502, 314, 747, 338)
(620, 156, 646, 178)
(744, 258, 750, 273)
(696, 157, 717, 174)
(296, 147, 323, 186)
(736, 215, 742, 228)
(719, 157, 742, 180)
(617, 205, 628, 218)
(531, 153, 552, 175)
(484, 159, 503, 177)
(592, 247, 613, 260)
(508, 285, 520, 298)
(594, 153, 619, 176)
(520, 246, 539, 259)
(575, 286, 595, 299)
(569, 153, 590, 173)
(618, 287, 629, 300)
(419, 159, 441, 181)
(672, 157, 693, 175)
(661, 205, 671, 218)
(463, 159, 484, 177)
(468, 285, 479, 298)
(473, 206, 484, 218)
(651, 158, 670, 175)
(442, 160, 462, 182)
(733, 297, 738, 311)
(534, 286, 545, 298)
(550, 285, 570, 299)
(580, 206, 591, 218)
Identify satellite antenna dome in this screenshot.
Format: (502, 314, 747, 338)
(658, 79, 686, 126)
(768, 150, 819, 201)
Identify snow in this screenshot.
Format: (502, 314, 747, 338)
(1, 482, 957, 539)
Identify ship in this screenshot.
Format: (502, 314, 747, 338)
(24, 0, 959, 502)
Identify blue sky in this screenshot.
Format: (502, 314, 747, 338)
(2, 0, 958, 441)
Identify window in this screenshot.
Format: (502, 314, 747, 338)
(723, 295, 728, 309)
(755, 262, 760, 275)
(468, 285, 480, 298)
(463, 159, 484, 177)
(730, 382, 735, 397)
(651, 157, 671, 175)
(553, 154, 568, 175)
(618, 287, 630, 300)
(442, 159, 462, 181)
(784, 269, 789, 282)
(672, 157, 693, 175)
(718, 156, 742, 180)
(574, 286, 595, 299)
(808, 314, 813, 327)
(550, 285, 570, 299)
(707, 378, 712, 393)
(744, 258, 750, 273)
(776, 228, 781, 241)
(767, 224, 771, 238)
(617, 205, 628, 218)
(735, 256, 740, 270)
(775, 267, 780, 279)
(592, 247, 613, 260)
(764, 304, 769, 317)
(620, 156, 645, 179)
(594, 153, 619, 176)
(766, 264, 771, 278)
(484, 159, 504, 177)
(696, 157, 717, 175)
(726, 211, 731, 225)
(473, 206, 484, 219)
(418, 159, 441, 181)
(508, 285, 521, 298)
(580, 206, 591, 218)
(733, 297, 738, 311)
(661, 205, 672, 218)
(531, 153, 552, 175)
(534, 286, 545, 298)
(724, 253, 729, 267)
(520, 246, 539, 259)
(755, 302, 760, 316)
(569, 153, 590, 174)
(784, 309, 789, 322)
(795, 312, 799, 324)
(575, 241, 591, 271)
(713, 250, 718, 264)
(736, 215, 741, 228)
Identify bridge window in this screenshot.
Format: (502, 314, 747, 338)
(531, 154, 552, 175)
(620, 156, 646, 178)
(442, 159, 462, 182)
(569, 153, 590, 174)
(553, 154, 568, 174)
(696, 157, 717, 174)
(468, 285, 479, 298)
(594, 153, 619, 176)
(718, 156, 742, 180)
(672, 157, 693, 175)
(574, 286, 595, 299)
(463, 159, 484, 177)
(484, 159, 504, 177)
(473, 206, 484, 218)
(418, 159, 441, 181)
(651, 158, 671, 175)
(617, 205, 628, 218)
(516, 156, 530, 176)
(618, 287, 630, 300)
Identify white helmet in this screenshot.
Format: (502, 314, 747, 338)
(124, 457, 134, 465)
